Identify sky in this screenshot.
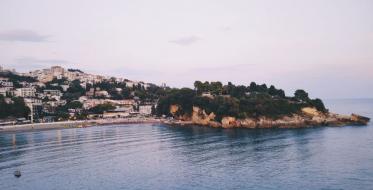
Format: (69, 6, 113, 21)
(0, 0, 372, 99)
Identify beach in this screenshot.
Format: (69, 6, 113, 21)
(0, 117, 163, 133)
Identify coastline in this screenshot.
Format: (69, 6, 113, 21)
(0, 117, 163, 133)
(1, 112, 370, 133)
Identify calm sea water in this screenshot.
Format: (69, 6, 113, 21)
(1, 99, 373, 190)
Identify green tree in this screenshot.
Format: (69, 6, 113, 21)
(89, 103, 116, 114)
(249, 82, 257, 92)
(63, 80, 86, 101)
(209, 81, 223, 95)
(294, 89, 309, 102)
(311, 98, 327, 113)
(194, 81, 203, 95)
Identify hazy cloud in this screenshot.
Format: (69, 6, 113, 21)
(0, 30, 49, 42)
(169, 35, 201, 46)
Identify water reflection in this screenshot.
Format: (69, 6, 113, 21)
(0, 98, 372, 190)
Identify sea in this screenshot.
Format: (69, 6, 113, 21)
(0, 99, 372, 190)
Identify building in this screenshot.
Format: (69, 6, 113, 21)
(81, 99, 136, 109)
(125, 81, 135, 88)
(0, 78, 14, 92)
(201, 92, 214, 99)
(51, 66, 65, 77)
(24, 98, 43, 121)
(0, 77, 9, 82)
(43, 89, 62, 97)
(0, 88, 6, 97)
(139, 105, 153, 115)
(15, 88, 36, 97)
(95, 90, 110, 98)
(102, 112, 130, 118)
(38, 74, 53, 83)
(60, 85, 69, 92)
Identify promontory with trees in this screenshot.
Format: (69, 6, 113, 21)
(0, 65, 370, 128)
(156, 81, 370, 128)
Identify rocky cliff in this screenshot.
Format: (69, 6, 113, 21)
(168, 105, 370, 128)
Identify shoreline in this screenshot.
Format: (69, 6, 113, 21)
(1, 114, 370, 133)
(0, 117, 163, 133)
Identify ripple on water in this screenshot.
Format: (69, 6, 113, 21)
(0, 116, 373, 190)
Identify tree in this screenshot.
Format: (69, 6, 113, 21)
(0, 96, 30, 119)
(209, 81, 223, 95)
(63, 80, 86, 101)
(268, 85, 285, 98)
(194, 81, 203, 94)
(89, 103, 115, 114)
(231, 85, 247, 98)
(156, 88, 196, 116)
(311, 98, 327, 113)
(249, 82, 257, 92)
(67, 80, 85, 94)
(294, 89, 309, 102)
(268, 85, 277, 96)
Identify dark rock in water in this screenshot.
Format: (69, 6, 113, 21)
(14, 170, 21, 178)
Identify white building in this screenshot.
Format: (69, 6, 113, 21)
(43, 89, 62, 96)
(139, 105, 153, 115)
(60, 85, 69, 92)
(15, 88, 36, 97)
(125, 81, 135, 88)
(51, 66, 65, 77)
(95, 90, 110, 98)
(0, 78, 14, 91)
(0, 88, 6, 96)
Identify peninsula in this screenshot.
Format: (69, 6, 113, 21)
(0, 66, 370, 130)
(157, 81, 370, 128)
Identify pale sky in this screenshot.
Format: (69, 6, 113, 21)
(0, 0, 372, 98)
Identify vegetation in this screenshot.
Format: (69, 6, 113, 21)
(0, 72, 37, 88)
(157, 81, 327, 120)
(0, 95, 30, 119)
(62, 80, 86, 101)
(67, 68, 84, 73)
(89, 103, 116, 114)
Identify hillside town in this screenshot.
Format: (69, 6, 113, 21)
(0, 65, 165, 125)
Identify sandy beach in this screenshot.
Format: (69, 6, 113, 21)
(0, 117, 163, 133)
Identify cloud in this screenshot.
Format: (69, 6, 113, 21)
(169, 35, 201, 46)
(0, 30, 49, 42)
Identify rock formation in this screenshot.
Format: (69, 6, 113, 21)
(168, 105, 370, 129)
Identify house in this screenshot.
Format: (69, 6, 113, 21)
(0, 81, 13, 88)
(15, 88, 36, 97)
(201, 92, 214, 99)
(102, 112, 130, 118)
(24, 98, 43, 120)
(125, 81, 135, 88)
(0, 88, 6, 97)
(86, 88, 95, 97)
(0, 78, 14, 92)
(60, 85, 69, 91)
(139, 105, 153, 115)
(95, 90, 110, 98)
(44, 89, 62, 97)
(51, 66, 65, 77)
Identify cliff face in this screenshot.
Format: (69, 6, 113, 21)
(169, 105, 370, 128)
(191, 106, 221, 127)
